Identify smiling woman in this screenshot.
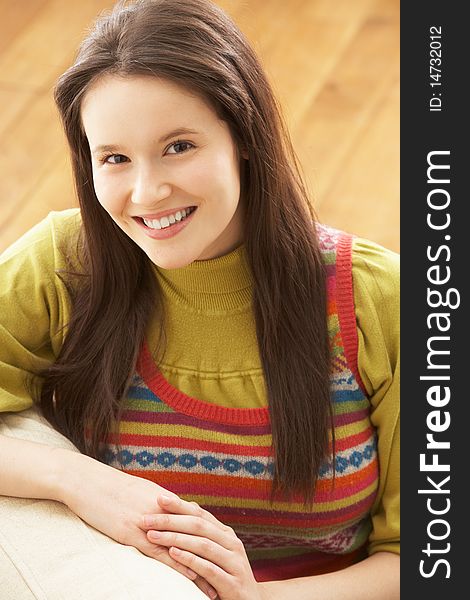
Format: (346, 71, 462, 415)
(0, 1, 399, 599)
(81, 75, 244, 267)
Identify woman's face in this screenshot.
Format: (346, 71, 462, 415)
(81, 75, 244, 269)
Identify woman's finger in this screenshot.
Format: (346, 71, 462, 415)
(143, 513, 238, 551)
(194, 575, 219, 600)
(139, 536, 199, 581)
(170, 546, 229, 594)
(147, 529, 234, 572)
(158, 494, 222, 526)
(141, 537, 217, 600)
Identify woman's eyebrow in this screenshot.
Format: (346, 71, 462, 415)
(91, 128, 200, 155)
(91, 144, 122, 155)
(159, 127, 200, 143)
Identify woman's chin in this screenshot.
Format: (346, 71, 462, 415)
(145, 249, 196, 271)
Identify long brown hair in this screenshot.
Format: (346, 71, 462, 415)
(39, 0, 331, 503)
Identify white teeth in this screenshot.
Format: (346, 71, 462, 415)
(145, 219, 161, 229)
(142, 207, 195, 230)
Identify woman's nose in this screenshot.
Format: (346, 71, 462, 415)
(130, 167, 172, 206)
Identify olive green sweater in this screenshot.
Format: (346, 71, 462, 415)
(0, 209, 399, 558)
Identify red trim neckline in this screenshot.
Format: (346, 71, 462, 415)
(137, 342, 270, 426)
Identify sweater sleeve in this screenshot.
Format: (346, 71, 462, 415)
(0, 210, 79, 413)
(351, 237, 400, 556)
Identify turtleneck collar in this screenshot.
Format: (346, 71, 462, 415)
(153, 245, 253, 312)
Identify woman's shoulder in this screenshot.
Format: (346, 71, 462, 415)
(350, 236, 400, 399)
(352, 235, 400, 273)
(1, 209, 82, 269)
(351, 236, 400, 309)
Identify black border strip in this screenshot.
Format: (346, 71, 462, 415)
(401, 2, 466, 596)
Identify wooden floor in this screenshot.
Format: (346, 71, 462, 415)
(0, 0, 399, 254)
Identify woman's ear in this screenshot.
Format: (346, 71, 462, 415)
(240, 146, 249, 160)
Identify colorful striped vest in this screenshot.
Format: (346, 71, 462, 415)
(102, 224, 379, 581)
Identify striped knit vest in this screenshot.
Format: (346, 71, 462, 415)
(102, 224, 379, 581)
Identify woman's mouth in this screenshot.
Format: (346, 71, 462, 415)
(134, 206, 198, 240)
(139, 206, 197, 230)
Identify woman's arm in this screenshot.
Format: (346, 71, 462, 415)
(0, 432, 215, 595)
(0, 432, 181, 559)
(259, 552, 399, 600)
(0, 433, 67, 501)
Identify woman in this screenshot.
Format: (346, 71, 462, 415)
(0, 0, 399, 598)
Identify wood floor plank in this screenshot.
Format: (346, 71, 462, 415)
(292, 0, 399, 228)
(253, 0, 377, 125)
(0, 85, 36, 139)
(0, 0, 47, 55)
(0, 91, 65, 235)
(318, 76, 399, 250)
(0, 154, 77, 252)
(0, 0, 114, 89)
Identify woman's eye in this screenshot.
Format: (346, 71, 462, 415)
(166, 141, 194, 155)
(104, 154, 128, 164)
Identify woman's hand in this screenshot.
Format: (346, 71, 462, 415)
(57, 450, 216, 598)
(143, 495, 268, 600)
